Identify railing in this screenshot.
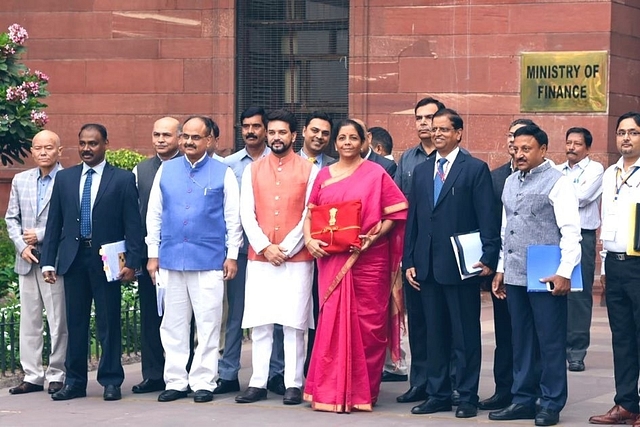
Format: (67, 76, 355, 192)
(1, 300, 141, 376)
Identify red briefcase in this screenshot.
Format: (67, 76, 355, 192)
(310, 199, 362, 254)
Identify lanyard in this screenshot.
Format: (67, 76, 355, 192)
(564, 158, 590, 184)
(615, 166, 639, 199)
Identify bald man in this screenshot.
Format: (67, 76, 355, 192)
(131, 117, 183, 393)
(5, 130, 68, 395)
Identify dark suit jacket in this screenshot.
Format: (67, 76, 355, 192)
(490, 161, 513, 216)
(42, 162, 143, 276)
(368, 151, 397, 178)
(403, 150, 500, 284)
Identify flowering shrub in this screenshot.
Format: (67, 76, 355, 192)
(0, 24, 50, 166)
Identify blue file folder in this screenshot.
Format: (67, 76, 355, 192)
(526, 245, 583, 292)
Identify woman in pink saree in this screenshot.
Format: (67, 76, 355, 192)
(303, 119, 408, 412)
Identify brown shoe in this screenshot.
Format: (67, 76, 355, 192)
(48, 381, 64, 394)
(9, 381, 44, 394)
(589, 405, 638, 424)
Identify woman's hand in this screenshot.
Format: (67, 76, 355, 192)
(306, 238, 329, 258)
(357, 233, 378, 252)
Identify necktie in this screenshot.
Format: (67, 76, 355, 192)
(307, 156, 316, 164)
(434, 158, 447, 204)
(80, 169, 94, 238)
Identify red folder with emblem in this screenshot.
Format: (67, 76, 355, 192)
(310, 200, 362, 254)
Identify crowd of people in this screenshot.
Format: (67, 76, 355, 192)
(4, 98, 640, 426)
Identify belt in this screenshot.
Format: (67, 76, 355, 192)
(608, 252, 639, 261)
(80, 239, 92, 248)
(581, 228, 596, 234)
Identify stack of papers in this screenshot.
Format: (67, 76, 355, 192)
(99, 240, 126, 282)
(450, 231, 483, 280)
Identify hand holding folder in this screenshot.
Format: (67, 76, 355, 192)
(527, 245, 582, 294)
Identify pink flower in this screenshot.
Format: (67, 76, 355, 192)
(23, 81, 40, 96)
(6, 85, 28, 103)
(30, 110, 49, 127)
(7, 24, 28, 45)
(34, 70, 49, 82)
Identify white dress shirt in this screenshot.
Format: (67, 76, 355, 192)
(556, 156, 604, 230)
(434, 146, 460, 180)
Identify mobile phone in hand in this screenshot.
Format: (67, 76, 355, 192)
(31, 248, 41, 263)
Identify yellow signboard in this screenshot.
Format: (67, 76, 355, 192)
(520, 51, 608, 113)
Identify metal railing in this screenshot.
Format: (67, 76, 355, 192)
(1, 300, 141, 376)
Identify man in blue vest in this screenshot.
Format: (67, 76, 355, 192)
(146, 115, 243, 403)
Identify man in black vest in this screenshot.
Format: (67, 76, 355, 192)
(130, 117, 182, 394)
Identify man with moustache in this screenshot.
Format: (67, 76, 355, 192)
(42, 124, 143, 401)
(5, 130, 67, 396)
(297, 111, 334, 375)
(555, 127, 603, 373)
(215, 107, 285, 396)
(129, 117, 182, 394)
(146, 116, 242, 403)
(394, 97, 445, 403)
(235, 109, 318, 405)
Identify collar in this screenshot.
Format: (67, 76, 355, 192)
(269, 148, 296, 166)
(519, 159, 552, 180)
(83, 160, 106, 175)
(38, 162, 61, 179)
(562, 156, 591, 171)
(614, 156, 640, 172)
(157, 150, 181, 162)
(241, 145, 270, 161)
(185, 152, 209, 168)
(435, 146, 460, 165)
(364, 147, 373, 160)
(300, 149, 323, 163)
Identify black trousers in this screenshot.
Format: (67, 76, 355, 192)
(489, 290, 513, 396)
(605, 254, 640, 413)
(137, 260, 165, 381)
(405, 274, 428, 389)
(64, 246, 123, 388)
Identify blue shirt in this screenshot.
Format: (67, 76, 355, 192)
(37, 163, 60, 214)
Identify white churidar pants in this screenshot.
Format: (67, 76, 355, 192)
(249, 323, 305, 390)
(160, 269, 223, 392)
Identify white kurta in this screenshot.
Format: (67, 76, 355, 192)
(240, 161, 317, 330)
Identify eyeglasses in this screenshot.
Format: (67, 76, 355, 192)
(180, 133, 209, 141)
(616, 130, 640, 137)
(431, 127, 454, 134)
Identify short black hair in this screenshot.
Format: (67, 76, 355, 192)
(513, 124, 549, 148)
(616, 111, 640, 129)
(433, 108, 463, 130)
(415, 97, 445, 115)
(304, 111, 332, 129)
(509, 118, 537, 129)
(370, 126, 393, 156)
(565, 127, 592, 148)
(266, 109, 298, 133)
(332, 119, 365, 144)
(240, 106, 267, 128)
(79, 123, 108, 140)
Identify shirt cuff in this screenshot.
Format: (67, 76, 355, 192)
(556, 262, 575, 280)
(147, 245, 159, 259)
(42, 265, 55, 273)
(226, 246, 239, 260)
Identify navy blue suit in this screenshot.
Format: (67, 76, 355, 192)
(404, 149, 499, 404)
(42, 163, 142, 389)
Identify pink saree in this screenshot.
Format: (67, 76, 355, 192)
(303, 161, 408, 413)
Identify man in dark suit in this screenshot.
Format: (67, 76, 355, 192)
(130, 117, 182, 394)
(354, 119, 397, 178)
(479, 118, 536, 411)
(404, 108, 500, 419)
(42, 123, 143, 401)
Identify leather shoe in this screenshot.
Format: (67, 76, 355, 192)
(103, 385, 121, 401)
(283, 387, 302, 405)
(536, 408, 560, 426)
(478, 393, 513, 410)
(456, 402, 478, 418)
(489, 403, 536, 421)
(212, 378, 240, 395)
(381, 371, 408, 382)
(158, 389, 189, 402)
(9, 381, 44, 395)
(397, 386, 428, 403)
(193, 389, 214, 403)
(568, 360, 585, 372)
(411, 398, 452, 415)
(51, 385, 87, 401)
(132, 378, 165, 394)
(235, 387, 267, 403)
(267, 375, 285, 395)
(47, 381, 63, 394)
(589, 404, 639, 424)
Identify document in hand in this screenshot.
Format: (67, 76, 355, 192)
(100, 240, 126, 282)
(155, 270, 165, 316)
(450, 231, 483, 280)
(526, 245, 582, 292)
(628, 203, 640, 255)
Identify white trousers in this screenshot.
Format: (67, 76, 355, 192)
(19, 268, 67, 385)
(249, 324, 304, 389)
(160, 269, 223, 392)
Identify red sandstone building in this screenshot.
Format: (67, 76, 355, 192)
(1, 1, 639, 212)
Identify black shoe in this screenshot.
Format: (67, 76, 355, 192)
(411, 398, 452, 415)
(158, 389, 189, 402)
(132, 378, 165, 394)
(193, 389, 214, 403)
(103, 385, 121, 401)
(283, 387, 302, 405)
(267, 375, 285, 396)
(451, 389, 461, 406)
(478, 393, 513, 410)
(535, 408, 560, 426)
(397, 386, 428, 403)
(235, 387, 267, 403)
(51, 385, 87, 401)
(488, 403, 536, 421)
(47, 381, 63, 394)
(212, 378, 240, 395)
(9, 381, 44, 395)
(568, 360, 585, 372)
(381, 371, 408, 382)
(456, 402, 478, 418)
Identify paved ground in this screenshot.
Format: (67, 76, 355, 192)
(0, 296, 616, 426)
